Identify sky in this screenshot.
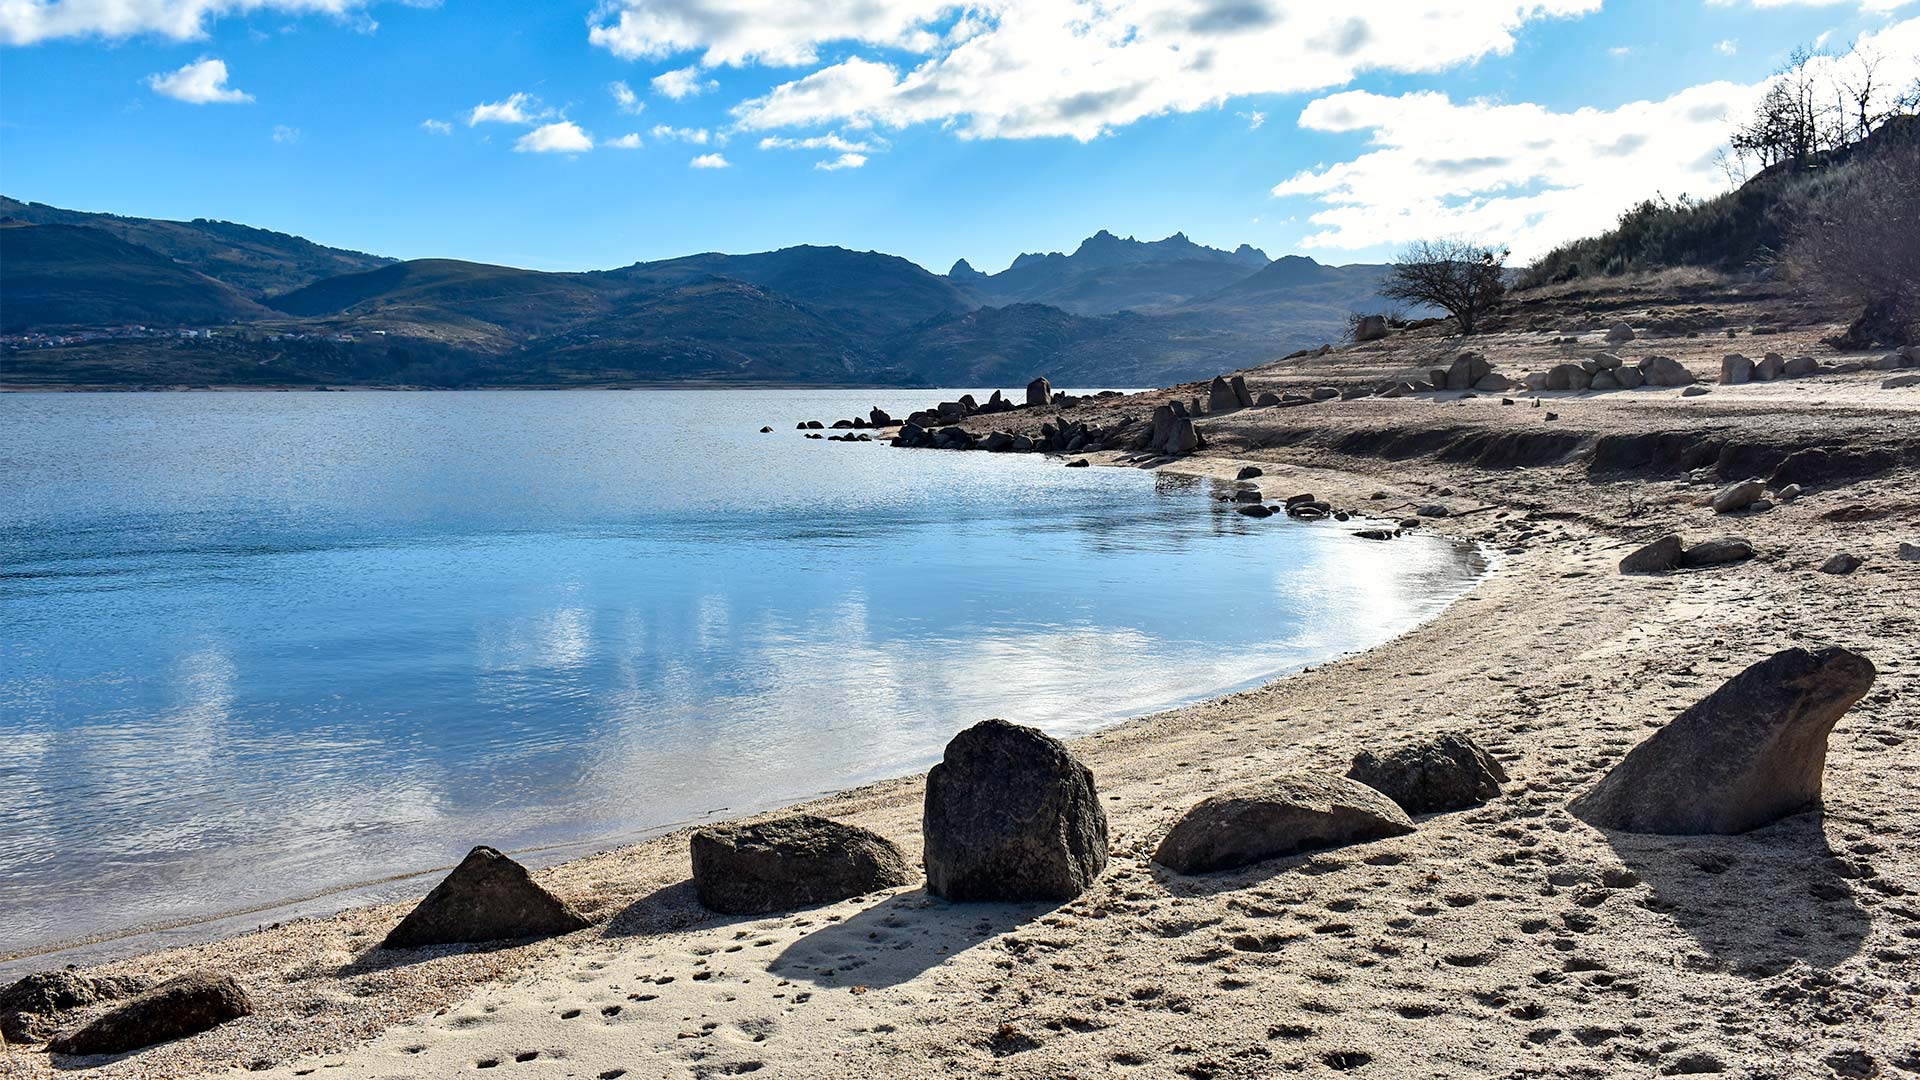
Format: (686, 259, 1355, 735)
(2, 0, 1917, 276)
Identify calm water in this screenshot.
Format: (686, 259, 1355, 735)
(0, 390, 1482, 956)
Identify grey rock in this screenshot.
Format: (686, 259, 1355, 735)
(1165, 417, 1200, 455)
(1784, 355, 1818, 378)
(1614, 365, 1644, 390)
(690, 815, 913, 915)
(1353, 314, 1389, 342)
(1681, 536, 1753, 567)
(1590, 370, 1621, 391)
(1311, 385, 1340, 400)
(1415, 504, 1450, 517)
(923, 719, 1109, 902)
(1605, 321, 1635, 344)
(1231, 375, 1255, 408)
(48, 971, 251, 1056)
(1025, 377, 1051, 408)
(1209, 376, 1241, 414)
(1445, 352, 1493, 390)
(1711, 479, 1766, 514)
(1348, 734, 1508, 814)
(1152, 774, 1414, 874)
(1883, 374, 1920, 390)
(1236, 504, 1275, 518)
(1236, 466, 1265, 480)
(1255, 391, 1282, 406)
(1568, 648, 1875, 834)
(1591, 351, 1625, 370)
(1776, 484, 1802, 502)
(1620, 534, 1684, 574)
(1754, 353, 1785, 380)
(1818, 553, 1861, 576)
(1232, 488, 1265, 503)
(1546, 363, 1592, 391)
(1870, 353, 1905, 371)
(382, 846, 590, 950)
(1897, 542, 1920, 561)
(2, 972, 147, 1045)
(1682, 385, 1711, 397)
(1638, 355, 1698, 386)
(1720, 354, 1752, 384)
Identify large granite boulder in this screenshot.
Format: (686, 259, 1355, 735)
(1445, 352, 1493, 390)
(690, 814, 913, 915)
(923, 719, 1109, 902)
(1605, 321, 1636, 344)
(1569, 648, 1875, 834)
(1152, 774, 1414, 875)
(1354, 314, 1389, 342)
(1347, 734, 1508, 815)
(48, 971, 250, 1056)
(382, 846, 590, 950)
(1720, 354, 1753, 385)
(1711, 479, 1767, 514)
(1638, 355, 1697, 386)
(1546, 363, 1592, 391)
(1208, 376, 1241, 414)
(1620, 534, 1684, 574)
(1025, 377, 1051, 408)
(1230, 374, 1254, 408)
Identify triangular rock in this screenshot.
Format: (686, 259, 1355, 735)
(1569, 647, 1875, 835)
(382, 846, 590, 950)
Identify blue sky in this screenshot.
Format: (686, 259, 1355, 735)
(2, 1, 1916, 276)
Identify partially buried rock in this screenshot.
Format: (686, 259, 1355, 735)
(2, 971, 146, 1045)
(1568, 647, 1876, 834)
(923, 719, 1109, 902)
(1236, 465, 1264, 480)
(1348, 735, 1508, 815)
(690, 814, 913, 915)
(1711, 479, 1766, 514)
(48, 971, 250, 1057)
(1153, 774, 1413, 875)
(1819, 553, 1861, 575)
(1681, 536, 1753, 568)
(382, 846, 590, 950)
(1620, 534, 1684, 574)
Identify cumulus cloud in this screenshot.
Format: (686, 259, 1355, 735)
(587, 1, 1602, 141)
(469, 92, 551, 126)
(814, 151, 868, 169)
(689, 151, 730, 167)
(146, 57, 252, 103)
(514, 120, 594, 153)
(651, 64, 717, 99)
(608, 131, 643, 147)
(421, 118, 453, 134)
(610, 80, 645, 114)
(1269, 16, 1920, 260)
(2, 0, 379, 44)
(651, 123, 712, 143)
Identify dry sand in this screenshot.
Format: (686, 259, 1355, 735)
(7, 295, 1919, 1079)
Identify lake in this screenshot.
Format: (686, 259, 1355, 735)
(0, 389, 1483, 959)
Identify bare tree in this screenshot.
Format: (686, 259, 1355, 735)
(1836, 41, 1889, 142)
(1785, 139, 1920, 346)
(1380, 239, 1509, 335)
(1731, 46, 1844, 169)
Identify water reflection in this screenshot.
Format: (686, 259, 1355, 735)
(0, 390, 1482, 955)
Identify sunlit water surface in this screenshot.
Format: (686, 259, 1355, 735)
(0, 390, 1482, 956)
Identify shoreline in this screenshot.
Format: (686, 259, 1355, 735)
(1, 492, 1487, 976)
(8, 326, 1918, 1077)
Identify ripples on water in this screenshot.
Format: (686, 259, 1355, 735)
(0, 389, 1483, 955)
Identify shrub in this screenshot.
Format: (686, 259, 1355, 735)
(1784, 137, 1920, 346)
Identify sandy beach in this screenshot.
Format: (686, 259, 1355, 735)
(7, 294, 1920, 1079)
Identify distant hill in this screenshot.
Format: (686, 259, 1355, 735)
(889, 303, 1274, 387)
(956, 230, 1274, 315)
(1178, 255, 1398, 334)
(266, 259, 626, 348)
(0, 196, 393, 297)
(0, 222, 270, 333)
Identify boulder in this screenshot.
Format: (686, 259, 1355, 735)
(690, 814, 913, 915)
(1897, 542, 1920, 561)
(1445, 352, 1493, 390)
(1236, 466, 1265, 480)
(1208, 376, 1241, 414)
(1231, 488, 1264, 503)
(48, 971, 251, 1056)
(1354, 314, 1389, 342)
(1681, 536, 1753, 567)
(1065, 458, 1089, 468)
(381, 846, 590, 950)
(1255, 391, 1281, 406)
(1415, 504, 1450, 517)
(1592, 352, 1625, 370)
(922, 719, 1109, 902)
(869, 407, 893, 427)
(1754, 353, 1786, 381)
(1605, 321, 1635, 344)
(1620, 534, 1684, 574)
(1152, 774, 1414, 874)
(1474, 372, 1513, 392)
(1720, 354, 1753, 384)
(1568, 648, 1876, 834)
(1236, 504, 1275, 518)
(1025, 377, 1051, 408)
(1230, 375, 1255, 409)
(1711, 479, 1766, 514)
(1164, 417, 1200, 455)
(1783, 355, 1818, 378)
(1682, 385, 1711, 397)
(1885, 374, 1920, 390)
(1591, 370, 1621, 391)
(1818, 553, 1861, 576)
(1347, 734, 1508, 815)
(2, 972, 147, 1045)
(1311, 385, 1340, 400)
(1546, 363, 1592, 391)
(1869, 353, 1905, 371)
(1638, 356, 1697, 386)
(1614, 365, 1644, 390)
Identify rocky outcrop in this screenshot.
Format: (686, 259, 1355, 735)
(690, 815, 913, 915)
(382, 846, 590, 950)
(923, 719, 1109, 902)
(1569, 648, 1876, 834)
(48, 971, 251, 1056)
(1348, 734, 1508, 814)
(1152, 774, 1414, 874)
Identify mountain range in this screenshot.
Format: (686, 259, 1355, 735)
(0, 198, 1397, 389)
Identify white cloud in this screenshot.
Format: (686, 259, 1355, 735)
(610, 80, 645, 114)
(814, 151, 867, 170)
(1239, 109, 1266, 129)
(651, 123, 711, 143)
(1707, 0, 1912, 11)
(588, 1, 1604, 141)
(652, 64, 717, 100)
(1269, 16, 1920, 260)
(608, 131, 643, 148)
(1714, 38, 1738, 55)
(514, 120, 594, 153)
(2, 0, 378, 44)
(421, 118, 453, 134)
(689, 151, 730, 168)
(146, 57, 251, 103)
(271, 123, 300, 142)
(758, 131, 875, 152)
(469, 92, 551, 126)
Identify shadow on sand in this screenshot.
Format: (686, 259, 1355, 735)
(768, 888, 1061, 989)
(1590, 805, 1870, 976)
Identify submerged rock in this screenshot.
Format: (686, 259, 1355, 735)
(1152, 774, 1414, 874)
(1569, 647, 1876, 834)
(691, 815, 913, 915)
(382, 846, 590, 950)
(49, 971, 251, 1056)
(1347, 734, 1508, 815)
(923, 719, 1109, 902)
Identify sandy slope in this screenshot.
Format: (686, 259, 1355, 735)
(8, 310, 1920, 1079)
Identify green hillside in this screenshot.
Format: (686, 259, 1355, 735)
(0, 223, 271, 333)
